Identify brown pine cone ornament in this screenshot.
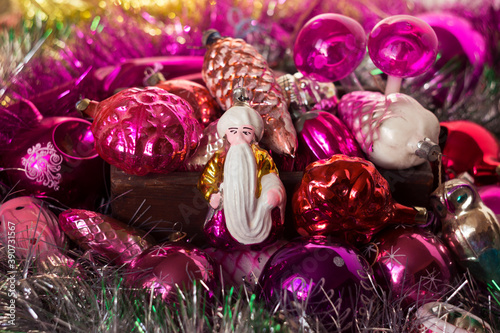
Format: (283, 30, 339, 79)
(202, 30, 297, 157)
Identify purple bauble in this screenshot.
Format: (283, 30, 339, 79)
(258, 236, 375, 331)
(368, 227, 456, 307)
(127, 243, 217, 300)
(368, 15, 438, 78)
(478, 185, 500, 216)
(1, 117, 105, 209)
(293, 14, 366, 82)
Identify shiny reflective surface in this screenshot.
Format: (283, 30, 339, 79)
(369, 227, 456, 306)
(257, 236, 374, 332)
(431, 178, 500, 287)
(90, 87, 203, 175)
(441, 121, 500, 186)
(155, 79, 222, 128)
(0, 197, 67, 259)
(293, 14, 366, 82)
(59, 209, 155, 265)
(183, 120, 224, 171)
(293, 155, 424, 245)
(368, 15, 438, 77)
(127, 243, 217, 300)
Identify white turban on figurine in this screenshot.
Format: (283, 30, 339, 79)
(217, 105, 264, 141)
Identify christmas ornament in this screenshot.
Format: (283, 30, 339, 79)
(58, 209, 155, 266)
(277, 72, 338, 112)
(415, 302, 493, 333)
(257, 236, 375, 332)
(1, 116, 105, 209)
(205, 241, 285, 290)
(478, 185, 500, 215)
(368, 15, 438, 94)
(198, 88, 286, 249)
(368, 227, 456, 306)
(293, 14, 366, 82)
(338, 91, 441, 170)
(430, 178, 500, 288)
(79, 86, 202, 176)
(155, 79, 222, 128)
(201, 29, 297, 157)
(293, 155, 427, 245)
(0, 196, 68, 260)
(440, 121, 500, 186)
(183, 120, 224, 171)
(126, 243, 217, 300)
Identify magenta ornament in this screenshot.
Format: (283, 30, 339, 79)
(368, 15, 438, 78)
(86, 87, 202, 176)
(59, 209, 155, 266)
(295, 111, 365, 161)
(1, 117, 105, 209)
(0, 197, 68, 260)
(368, 227, 456, 307)
(183, 120, 224, 172)
(293, 14, 366, 82)
(478, 185, 500, 215)
(258, 236, 375, 332)
(126, 243, 217, 300)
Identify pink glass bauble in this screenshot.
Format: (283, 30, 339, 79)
(368, 15, 438, 78)
(127, 243, 217, 300)
(1, 117, 105, 209)
(368, 227, 456, 307)
(295, 111, 365, 161)
(205, 241, 285, 290)
(0, 197, 67, 259)
(478, 185, 500, 215)
(88, 87, 203, 176)
(293, 14, 366, 82)
(59, 209, 155, 266)
(183, 120, 223, 172)
(257, 236, 375, 332)
(440, 121, 500, 186)
(293, 155, 426, 245)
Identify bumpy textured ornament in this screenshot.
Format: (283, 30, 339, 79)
(1, 117, 105, 209)
(0, 197, 68, 260)
(183, 120, 224, 171)
(440, 121, 500, 186)
(338, 91, 441, 170)
(293, 14, 366, 82)
(81, 87, 202, 176)
(368, 227, 456, 306)
(155, 79, 222, 128)
(257, 236, 375, 332)
(59, 209, 155, 265)
(431, 178, 500, 288)
(201, 30, 297, 157)
(415, 302, 494, 333)
(126, 243, 217, 300)
(293, 155, 426, 245)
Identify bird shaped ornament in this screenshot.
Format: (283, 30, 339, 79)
(431, 178, 500, 289)
(201, 29, 297, 157)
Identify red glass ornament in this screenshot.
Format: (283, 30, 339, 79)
(441, 121, 500, 186)
(86, 87, 202, 176)
(292, 155, 426, 245)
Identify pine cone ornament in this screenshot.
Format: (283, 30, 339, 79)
(201, 30, 297, 157)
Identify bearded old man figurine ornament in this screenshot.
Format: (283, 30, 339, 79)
(198, 88, 286, 249)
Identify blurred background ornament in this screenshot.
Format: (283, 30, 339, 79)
(431, 178, 500, 290)
(0, 196, 68, 260)
(1, 116, 105, 209)
(293, 13, 366, 83)
(440, 121, 500, 186)
(80, 86, 202, 176)
(478, 185, 500, 217)
(258, 236, 375, 332)
(415, 302, 494, 333)
(338, 91, 441, 170)
(202, 29, 297, 157)
(293, 155, 427, 245)
(126, 243, 217, 301)
(59, 209, 155, 266)
(367, 227, 456, 307)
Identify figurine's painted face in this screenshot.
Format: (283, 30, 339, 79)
(225, 125, 255, 146)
